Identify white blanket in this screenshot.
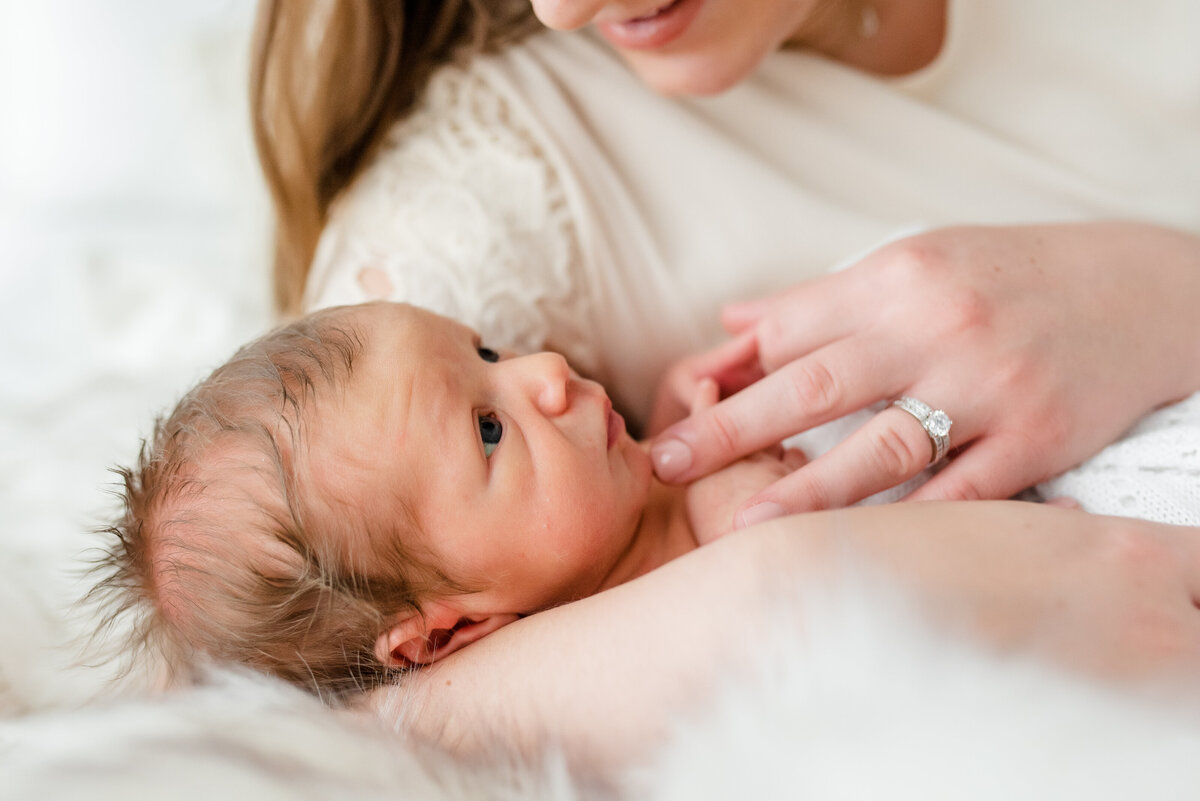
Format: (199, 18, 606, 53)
(5, 587, 1200, 799)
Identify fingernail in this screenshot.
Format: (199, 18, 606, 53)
(651, 439, 693, 482)
(735, 502, 785, 529)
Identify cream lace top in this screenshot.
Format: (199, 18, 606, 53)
(306, 0, 1200, 523)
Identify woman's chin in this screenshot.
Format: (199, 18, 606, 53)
(625, 51, 759, 97)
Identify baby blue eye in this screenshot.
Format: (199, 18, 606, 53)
(477, 346, 500, 363)
(479, 413, 502, 457)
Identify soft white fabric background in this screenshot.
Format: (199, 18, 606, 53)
(0, 0, 271, 709)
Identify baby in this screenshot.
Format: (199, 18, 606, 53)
(96, 302, 799, 696)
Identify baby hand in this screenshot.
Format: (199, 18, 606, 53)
(684, 379, 806, 545)
(644, 334, 764, 436)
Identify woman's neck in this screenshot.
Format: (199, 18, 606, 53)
(789, 0, 947, 77)
(596, 479, 697, 593)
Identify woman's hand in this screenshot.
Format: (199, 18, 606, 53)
(682, 378, 807, 545)
(651, 222, 1200, 527)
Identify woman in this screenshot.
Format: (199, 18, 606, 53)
(250, 0, 1200, 779)
(252, 0, 1200, 523)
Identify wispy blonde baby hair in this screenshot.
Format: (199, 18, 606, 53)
(90, 307, 450, 698)
(252, 0, 539, 316)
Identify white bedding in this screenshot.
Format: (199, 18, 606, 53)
(6, 586, 1200, 799)
(0, 1, 272, 707)
(2, 3, 1199, 798)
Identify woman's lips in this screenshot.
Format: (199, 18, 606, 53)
(595, 0, 702, 51)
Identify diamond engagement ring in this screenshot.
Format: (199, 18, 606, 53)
(892, 396, 953, 465)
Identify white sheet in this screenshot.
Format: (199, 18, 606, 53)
(0, 1, 271, 710)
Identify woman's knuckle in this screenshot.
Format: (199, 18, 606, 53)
(704, 411, 744, 456)
(869, 426, 925, 479)
(1007, 407, 1070, 469)
(990, 352, 1035, 393)
(783, 360, 841, 416)
(884, 240, 950, 284)
(940, 287, 992, 335)
(1038, 410, 1072, 453)
(941, 476, 986, 502)
(790, 474, 832, 511)
(877, 242, 995, 338)
(755, 316, 788, 369)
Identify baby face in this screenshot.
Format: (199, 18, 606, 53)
(304, 303, 651, 615)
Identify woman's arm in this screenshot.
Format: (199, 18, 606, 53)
(650, 222, 1200, 523)
(368, 502, 1200, 773)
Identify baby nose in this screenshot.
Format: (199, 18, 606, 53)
(528, 0, 601, 30)
(515, 351, 571, 416)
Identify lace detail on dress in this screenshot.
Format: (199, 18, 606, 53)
(1038, 391, 1200, 525)
(306, 62, 597, 375)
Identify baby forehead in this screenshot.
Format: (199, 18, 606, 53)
(333, 304, 478, 396)
(305, 330, 461, 454)
(299, 299, 478, 444)
(351, 301, 475, 343)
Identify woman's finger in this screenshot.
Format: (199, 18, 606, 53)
(651, 336, 905, 484)
(721, 272, 864, 367)
(720, 290, 788, 334)
(721, 265, 862, 329)
(904, 435, 1038, 504)
(732, 406, 965, 526)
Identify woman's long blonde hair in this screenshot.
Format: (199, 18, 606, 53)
(251, 0, 539, 316)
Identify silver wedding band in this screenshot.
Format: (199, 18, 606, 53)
(892, 396, 953, 465)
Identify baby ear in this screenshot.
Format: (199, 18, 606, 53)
(375, 602, 520, 668)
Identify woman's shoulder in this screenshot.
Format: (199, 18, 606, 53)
(304, 53, 596, 368)
(311, 57, 564, 283)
